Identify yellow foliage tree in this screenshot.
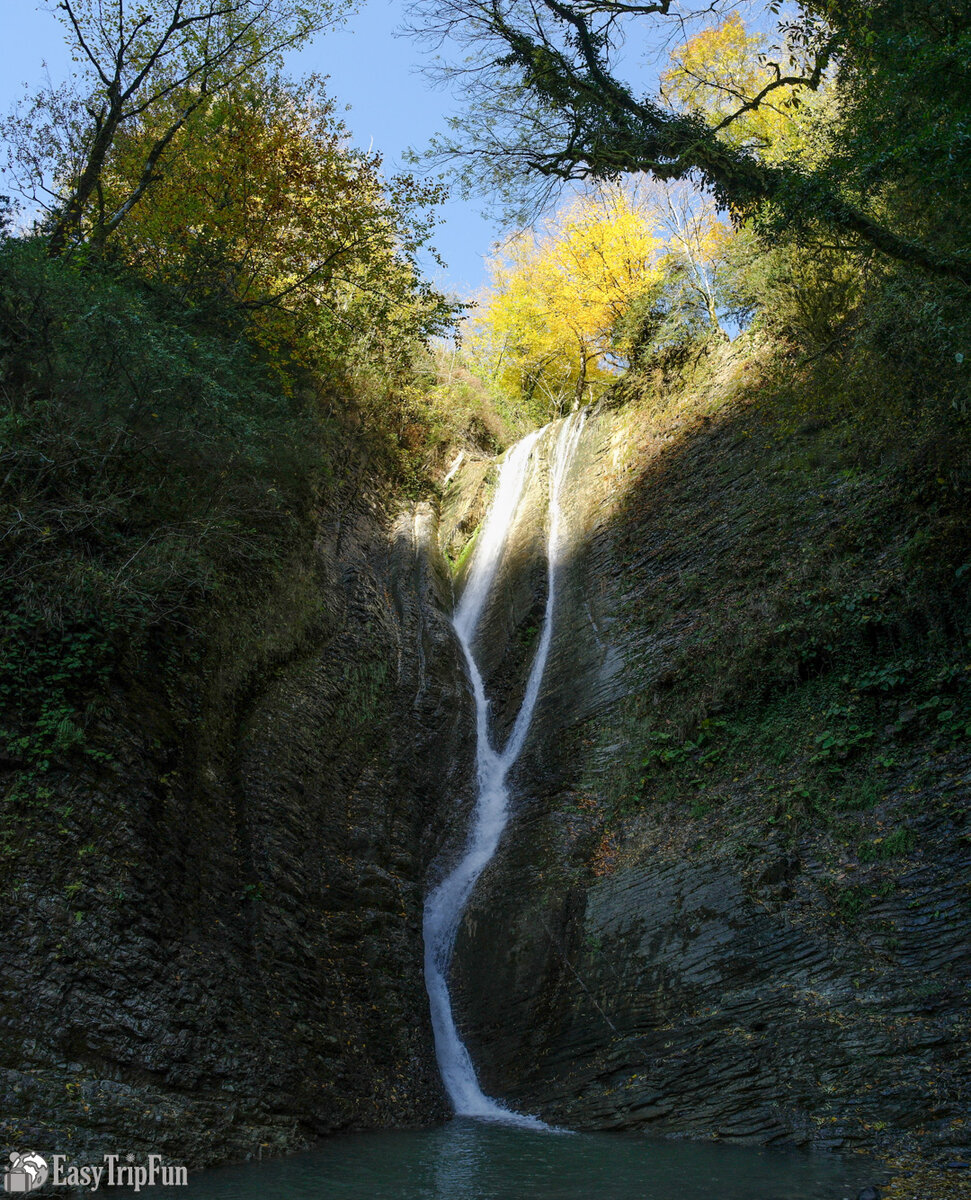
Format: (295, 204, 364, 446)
(472, 180, 741, 414)
(661, 13, 831, 167)
(472, 186, 664, 416)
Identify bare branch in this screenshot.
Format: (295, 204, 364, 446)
(57, 0, 114, 86)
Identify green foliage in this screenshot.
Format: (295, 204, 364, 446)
(352, 345, 510, 495)
(726, 233, 864, 351)
(0, 235, 329, 806)
(845, 661, 914, 695)
(821, 6, 971, 259)
(858, 828, 914, 863)
(0, 236, 328, 619)
(0, 605, 116, 802)
(0, 233, 474, 812)
(835, 884, 869, 921)
(640, 718, 726, 772)
(729, 231, 971, 433)
(810, 707, 876, 764)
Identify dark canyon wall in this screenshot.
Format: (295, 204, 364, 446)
(0, 495, 470, 1168)
(446, 374, 971, 1167)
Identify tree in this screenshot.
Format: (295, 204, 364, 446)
(661, 13, 831, 167)
(3, 0, 346, 256)
(407, 0, 971, 285)
(650, 179, 735, 342)
(98, 69, 451, 372)
(818, 3, 971, 263)
(471, 184, 665, 414)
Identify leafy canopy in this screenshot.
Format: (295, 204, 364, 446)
(3, 0, 349, 254)
(471, 179, 736, 417)
(661, 13, 833, 167)
(407, 0, 971, 285)
(101, 69, 452, 377)
(472, 187, 663, 416)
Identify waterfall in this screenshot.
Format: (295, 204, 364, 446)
(423, 410, 587, 1126)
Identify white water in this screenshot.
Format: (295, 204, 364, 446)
(423, 411, 587, 1127)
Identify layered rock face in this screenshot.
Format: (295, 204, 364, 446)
(445, 402, 971, 1162)
(4, 367, 968, 1173)
(0, 495, 469, 1166)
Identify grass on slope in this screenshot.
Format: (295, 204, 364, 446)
(579, 332, 971, 926)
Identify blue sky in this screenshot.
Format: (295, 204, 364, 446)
(0, 2, 770, 296)
(0, 0, 506, 297)
(297, 0, 508, 298)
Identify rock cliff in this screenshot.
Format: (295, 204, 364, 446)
(4, 332, 968, 1178)
(0, 489, 470, 1167)
(445, 352, 971, 1167)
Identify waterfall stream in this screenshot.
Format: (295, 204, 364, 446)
(423, 411, 587, 1125)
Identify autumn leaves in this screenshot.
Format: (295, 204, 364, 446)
(469, 181, 734, 420)
(4, 1, 451, 383)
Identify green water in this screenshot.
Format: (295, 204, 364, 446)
(127, 1120, 879, 1200)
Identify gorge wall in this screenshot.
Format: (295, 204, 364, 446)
(444, 344, 971, 1167)
(0, 485, 469, 1167)
(3, 332, 968, 1177)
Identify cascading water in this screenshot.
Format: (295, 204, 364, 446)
(423, 410, 587, 1126)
